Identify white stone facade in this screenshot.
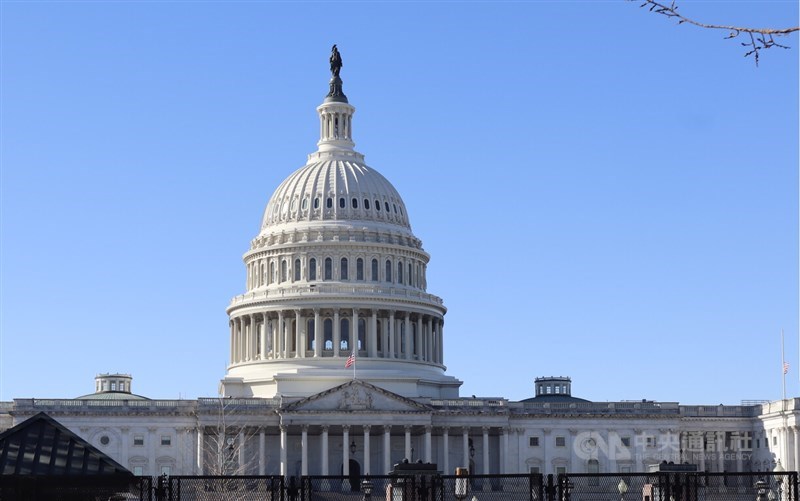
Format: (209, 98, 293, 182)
(2, 62, 798, 478)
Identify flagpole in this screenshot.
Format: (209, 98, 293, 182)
(781, 328, 786, 401)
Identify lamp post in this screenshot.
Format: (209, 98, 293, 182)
(361, 479, 372, 501)
(774, 460, 785, 501)
(618, 479, 628, 501)
(454, 467, 469, 500)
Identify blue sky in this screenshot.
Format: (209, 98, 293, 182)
(1, 1, 797, 405)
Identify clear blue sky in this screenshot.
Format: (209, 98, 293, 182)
(1, 1, 797, 405)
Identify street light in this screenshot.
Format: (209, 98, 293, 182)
(618, 479, 628, 501)
(454, 467, 469, 500)
(361, 479, 373, 501)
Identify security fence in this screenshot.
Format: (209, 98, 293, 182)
(0, 472, 797, 500)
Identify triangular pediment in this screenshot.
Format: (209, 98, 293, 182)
(283, 380, 430, 413)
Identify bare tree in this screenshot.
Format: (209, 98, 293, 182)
(634, 0, 799, 65)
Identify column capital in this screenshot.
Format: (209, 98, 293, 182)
(462, 426, 470, 435)
(482, 426, 490, 433)
(388, 309, 396, 316)
(313, 307, 320, 314)
(342, 425, 350, 432)
(279, 425, 288, 433)
(301, 424, 309, 432)
(383, 425, 392, 433)
(321, 425, 330, 432)
(425, 426, 432, 433)
(363, 425, 372, 433)
(404, 425, 413, 432)
(441, 426, 450, 434)
(371, 308, 378, 315)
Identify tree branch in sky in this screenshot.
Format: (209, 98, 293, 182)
(636, 0, 799, 66)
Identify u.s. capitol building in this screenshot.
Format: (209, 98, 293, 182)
(2, 49, 798, 478)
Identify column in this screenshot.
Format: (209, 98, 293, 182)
(416, 316, 423, 360)
(249, 315, 257, 360)
(439, 320, 444, 364)
(404, 314, 412, 360)
(716, 431, 724, 472)
(442, 427, 450, 475)
(301, 425, 309, 475)
(280, 426, 288, 477)
(462, 427, 470, 470)
(260, 314, 267, 360)
(363, 425, 371, 475)
(381, 318, 389, 358)
(424, 426, 432, 463)
(501, 428, 509, 474)
(388, 311, 396, 358)
(383, 426, 392, 474)
(321, 426, 330, 475)
(733, 432, 743, 473)
(147, 427, 156, 475)
(369, 310, 378, 357)
(698, 432, 706, 471)
(259, 428, 266, 475)
(270, 317, 277, 359)
(120, 427, 130, 472)
(543, 429, 551, 476)
(196, 427, 203, 474)
(404, 426, 412, 460)
(342, 425, 350, 476)
(352, 308, 359, 351)
(482, 427, 490, 474)
(425, 317, 433, 362)
(229, 321, 235, 364)
(295, 309, 303, 358)
(333, 309, 340, 357)
(238, 430, 246, 474)
(314, 308, 322, 357)
(277, 311, 285, 360)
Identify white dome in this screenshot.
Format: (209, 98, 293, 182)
(261, 158, 411, 234)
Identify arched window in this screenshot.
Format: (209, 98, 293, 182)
(269, 262, 275, 285)
(408, 263, 413, 287)
(294, 259, 301, 281)
(301, 198, 308, 210)
(358, 319, 366, 351)
(364, 199, 370, 210)
(280, 260, 288, 282)
(340, 318, 350, 350)
(375, 200, 381, 211)
(393, 204, 397, 213)
(324, 319, 333, 350)
(309, 258, 317, 281)
(313, 197, 320, 209)
(371, 259, 379, 281)
(324, 258, 332, 280)
(397, 261, 404, 284)
(385, 260, 392, 282)
(326, 197, 333, 209)
(307, 319, 315, 350)
(340, 258, 349, 280)
(339, 197, 346, 208)
(356, 258, 364, 280)
(352, 198, 358, 209)
(385, 202, 390, 212)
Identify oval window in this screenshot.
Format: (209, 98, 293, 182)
(352, 198, 358, 209)
(375, 200, 381, 211)
(339, 197, 346, 208)
(364, 199, 370, 210)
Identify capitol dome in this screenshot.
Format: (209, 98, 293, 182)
(221, 49, 460, 399)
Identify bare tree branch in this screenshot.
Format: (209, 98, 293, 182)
(635, 0, 798, 65)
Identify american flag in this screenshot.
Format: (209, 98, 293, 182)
(345, 350, 356, 369)
(784, 361, 790, 375)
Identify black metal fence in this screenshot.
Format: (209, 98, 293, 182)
(0, 472, 797, 501)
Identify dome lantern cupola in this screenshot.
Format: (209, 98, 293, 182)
(317, 44, 355, 154)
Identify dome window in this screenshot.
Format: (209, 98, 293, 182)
(408, 263, 413, 287)
(301, 198, 308, 210)
(308, 258, 317, 281)
(356, 258, 364, 280)
(281, 260, 288, 282)
(326, 197, 333, 209)
(385, 260, 392, 282)
(294, 259, 301, 281)
(375, 200, 381, 211)
(397, 262, 404, 284)
(399, 206, 403, 216)
(340, 258, 349, 280)
(371, 259, 379, 281)
(364, 199, 370, 210)
(339, 197, 346, 209)
(290, 199, 297, 211)
(324, 258, 332, 280)
(352, 198, 358, 209)
(393, 203, 398, 214)
(385, 202, 390, 212)
(314, 197, 320, 209)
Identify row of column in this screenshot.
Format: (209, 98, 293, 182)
(320, 109, 352, 142)
(197, 425, 500, 477)
(229, 309, 444, 365)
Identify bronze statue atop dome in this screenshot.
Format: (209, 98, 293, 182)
(325, 44, 348, 103)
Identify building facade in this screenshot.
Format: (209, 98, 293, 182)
(2, 52, 798, 478)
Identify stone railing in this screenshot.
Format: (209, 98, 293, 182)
(513, 401, 681, 416)
(679, 405, 760, 418)
(12, 399, 197, 412)
(230, 284, 445, 306)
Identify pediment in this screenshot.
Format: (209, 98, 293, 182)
(283, 380, 430, 413)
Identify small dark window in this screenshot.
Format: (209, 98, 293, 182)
(339, 197, 345, 208)
(294, 259, 301, 281)
(314, 197, 320, 209)
(352, 198, 358, 209)
(364, 199, 370, 210)
(555, 436, 566, 447)
(326, 197, 333, 209)
(134, 435, 144, 446)
(529, 437, 539, 447)
(375, 200, 381, 211)
(356, 258, 364, 280)
(393, 204, 397, 213)
(309, 258, 317, 281)
(324, 258, 332, 280)
(301, 198, 308, 210)
(371, 259, 379, 281)
(385, 202, 390, 212)
(408, 263, 413, 286)
(340, 258, 348, 280)
(398, 262, 403, 284)
(161, 436, 171, 446)
(385, 260, 392, 282)
(399, 206, 403, 216)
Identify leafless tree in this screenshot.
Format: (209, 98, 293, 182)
(634, 0, 799, 65)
